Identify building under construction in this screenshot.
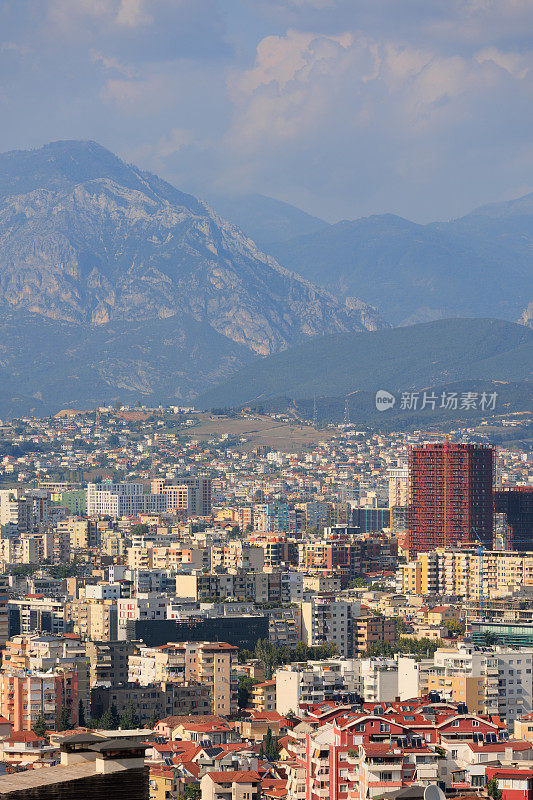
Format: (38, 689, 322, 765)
(408, 440, 494, 558)
(494, 486, 533, 550)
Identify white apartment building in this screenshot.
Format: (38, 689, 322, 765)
(275, 658, 360, 714)
(87, 482, 167, 517)
(117, 594, 170, 639)
(85, 583, 122, 601)
(358, 657, 399, 702)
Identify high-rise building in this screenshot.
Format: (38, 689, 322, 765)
(494, 486, 533, 550)
(151, 477, 211, 517)
(408, 441, 493, 558)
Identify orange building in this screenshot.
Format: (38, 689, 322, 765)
(0, 670, 78, 731)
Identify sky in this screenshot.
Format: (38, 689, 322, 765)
(0, 0, 532, 222)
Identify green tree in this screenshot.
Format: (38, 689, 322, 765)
(57, 704, 72, 732)
(184, 786, 201, 800)
(78, 699, 86, 728)
(238, 676, 257, 709)
(263, 727, 280, 761)
(447, 619, 466, 635)
(487, 778, 502, 800)
(33, 714, 48, 738)
(131, 523, 150, 537)
(148, 710, 160, 729)
(120, 702, 140, 730)
(99, 703, 120, 730)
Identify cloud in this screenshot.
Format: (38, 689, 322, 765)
(91, 50, 138, 77)
(115, 0, 152, 28)
(0, 0, 532, 222)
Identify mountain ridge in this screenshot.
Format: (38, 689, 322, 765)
(0, 140, 382, 355)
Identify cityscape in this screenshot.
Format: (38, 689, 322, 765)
(0, 406, 529, 799)
(0, 1, 532, 799)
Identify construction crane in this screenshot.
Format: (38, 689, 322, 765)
(471, 527, 486, 623)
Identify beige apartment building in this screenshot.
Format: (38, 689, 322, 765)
(200, 770, 260, 800)
(397, 548, 533, 599)
(128, 641, 237, 716)
(68, 598, 118, 641)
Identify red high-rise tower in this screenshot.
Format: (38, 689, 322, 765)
(408, 440, 493, 558)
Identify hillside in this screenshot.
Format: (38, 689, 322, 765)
(195, 318, 533, 410)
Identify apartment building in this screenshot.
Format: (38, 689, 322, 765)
(128, 640, 237, 716)
(301, 597, 361, 657)
(68, 597, 118, 641)
(0, 669, 78, 731)
(431, 644, 533, 722)
(87, 481, 167, 516)
(1, 634, 90, 718)
(397, 548, 533, 599)
(275, 659, 360, 714)
(151, 477, 212, 517)
(352, 616, 396, 656)
(9, 597, 69, 637)
(117, 594, 169, 639)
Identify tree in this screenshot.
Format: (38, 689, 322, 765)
(238, 676, 257, 709)
(57, 704, 72, 732)
(120, 702, 140, 730)
(78, 699, 86, 728)
(99, 703, 120, 730)
(131, 523, 150, 537)
(184, 786, 201, 800)
(33, 714, 48, 738)
(148, 710, 160, 729)
(487, 778, 502, 800)
(447, 619, 465, 635)
(263, 727, 280, 761)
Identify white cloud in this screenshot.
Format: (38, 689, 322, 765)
(115, 0, 152, 27)
(475, 47, 531, 79)
(91, 50, 138, 77)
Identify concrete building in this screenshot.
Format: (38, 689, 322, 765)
(128, 640, 237, 716)
(301, 597, 361, 657)
(0, 669, 78, 731)
(87, 481, 167, 517)
(275, 659, 360, 714)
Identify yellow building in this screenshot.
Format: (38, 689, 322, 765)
(427, 670, 484, 713)
(397, 548, 533, 599)
(252, 680, 276, 712)
(514, 715, 533, 742)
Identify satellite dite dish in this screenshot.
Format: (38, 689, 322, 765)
(424, 785, 445, 800)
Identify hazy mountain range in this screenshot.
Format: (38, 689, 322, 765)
(215, 194, 533, 327)
(0, 139, 530, 418)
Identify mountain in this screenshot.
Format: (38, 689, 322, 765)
(195, 318, 533, 410)
(208, 193, 329, 249)
(0, 140, 384, 415)
(266, 199, 533, 326)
